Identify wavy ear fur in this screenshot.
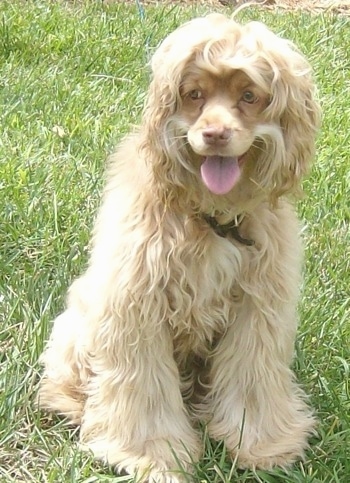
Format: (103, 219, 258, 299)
(139, 52, 187, 200)
(267, 48, 321, 201)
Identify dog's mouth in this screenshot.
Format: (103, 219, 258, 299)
(200, 154, 246, 195)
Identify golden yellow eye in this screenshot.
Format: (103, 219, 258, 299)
(242, 91, 257, 104)
(188, 89, 203, 100)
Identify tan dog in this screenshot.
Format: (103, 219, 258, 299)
(39, 14, 320, 482)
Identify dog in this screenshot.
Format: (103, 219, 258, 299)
(39, 13, 320, 482)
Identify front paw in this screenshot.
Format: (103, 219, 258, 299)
(232, 441, 308, 470)
(209, 412, 315, 470)
(137, 437, 199, 482)
(86, 435, 200, 482)
(140, 466, 194, 483)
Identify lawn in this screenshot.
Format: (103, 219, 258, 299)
(0, 1, 349, 482)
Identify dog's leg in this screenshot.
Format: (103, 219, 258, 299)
(205, 303, 315, 469)
(204, 207, 315, 469)
(80, 319, 200, 483)
(38, 307, 88, 424)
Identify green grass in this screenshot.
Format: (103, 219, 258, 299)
(0, 1, 349, 482)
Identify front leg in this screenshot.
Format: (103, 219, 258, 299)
(81, 319, 201, 482)
(205, 301, 315, 469)
(204, 205, 315, 469)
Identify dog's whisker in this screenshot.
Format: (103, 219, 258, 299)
(251, 141, 270, 155)
(164, 132, 189, 153)
(171, 133, 188, 141)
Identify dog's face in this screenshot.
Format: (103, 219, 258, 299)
(180, 68, 270, 195)
(143, 14, 320, 205)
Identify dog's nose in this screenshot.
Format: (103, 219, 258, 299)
(202, 126, 232, 145)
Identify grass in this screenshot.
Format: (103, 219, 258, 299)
(0, 1, 349, 481)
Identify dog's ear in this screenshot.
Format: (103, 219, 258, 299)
(143, 42, 188, 141)
(140, 25, 197, 192)
(266, 45, 321, 201)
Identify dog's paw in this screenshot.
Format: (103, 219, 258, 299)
(132, 441, 198, 483)
(233, 445, 306, 470)
(143, 467, 193, 483)
(38, 377, 84, 424)
(208, 388, 315, 470)
(229, 423, 314, 470)
(123, 458, 195, 483)
(87, 435, 200, 482)
(209, 412, 314, 469)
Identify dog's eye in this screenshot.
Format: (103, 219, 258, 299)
(242, 91, 257, 104)
(188, 89, 203, 100)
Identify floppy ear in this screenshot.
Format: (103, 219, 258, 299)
(267, 47, 321, 201)
(140, 29, 193, 195)
(142, 39, 188, 147)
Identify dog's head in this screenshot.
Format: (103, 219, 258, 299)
(142, 14, 320, 207)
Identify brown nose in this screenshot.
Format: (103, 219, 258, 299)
(202, 126, 232, 145)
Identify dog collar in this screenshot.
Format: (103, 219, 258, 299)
(203, 214, 255, 246)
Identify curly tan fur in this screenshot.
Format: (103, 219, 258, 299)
(39, 14, 320, 482)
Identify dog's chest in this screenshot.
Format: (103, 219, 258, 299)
(165, 237, 242, 353)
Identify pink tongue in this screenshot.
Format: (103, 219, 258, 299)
(201, 156, 241, 195)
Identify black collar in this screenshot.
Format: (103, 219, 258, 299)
(203, 214, 255, 246)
